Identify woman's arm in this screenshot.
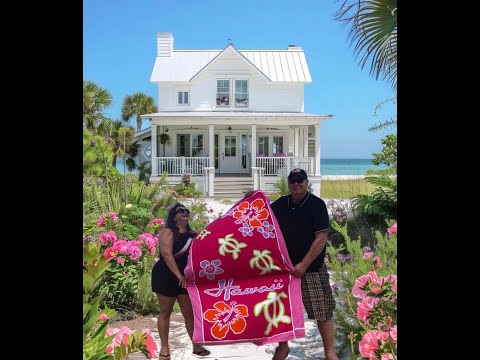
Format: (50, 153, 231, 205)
(158, 228, 186, 287)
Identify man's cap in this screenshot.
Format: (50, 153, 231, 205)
(288, 168, 308, 180)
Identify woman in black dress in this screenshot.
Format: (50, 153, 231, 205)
(151, 202, 210, 359)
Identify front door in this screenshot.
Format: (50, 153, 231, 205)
(220, 134, 238, 173)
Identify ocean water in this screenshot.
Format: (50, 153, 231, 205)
(116, 159, 386, 176)
(320, 159, 386, 175)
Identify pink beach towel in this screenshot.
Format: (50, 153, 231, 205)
(185, 191, 305, 345)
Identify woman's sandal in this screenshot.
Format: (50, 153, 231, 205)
(159, 354, 171, 360)
(272, 346, 290, 360)
(192, 349, 211, 357)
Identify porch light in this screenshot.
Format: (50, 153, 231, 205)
(228, 126, 232, 133)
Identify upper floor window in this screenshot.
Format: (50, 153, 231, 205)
(216, 79, 249, 108)
(177, 91, 189, 105)
(235, 80, 248, 107)
(216, 80, 230, 106)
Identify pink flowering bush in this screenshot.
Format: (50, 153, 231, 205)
(353, 272, 397, 359)
(83, 240, 156, 360)
(95, 214, 159, 310)
(327, 220, 397, 359)
(105, 326, 157, 359)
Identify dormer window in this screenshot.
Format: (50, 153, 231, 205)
(177, 91, 189, 105)
(216, 79, 249, 108)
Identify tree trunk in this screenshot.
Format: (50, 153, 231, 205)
(136, 115, 142, 132)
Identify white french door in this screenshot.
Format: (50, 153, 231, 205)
(220, 134, 238, 173)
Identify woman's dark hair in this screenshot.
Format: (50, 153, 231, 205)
(165, 202, 194, 242)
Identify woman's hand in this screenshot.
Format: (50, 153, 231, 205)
(178, 275, 187, 288)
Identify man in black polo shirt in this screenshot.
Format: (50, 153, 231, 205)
(248, 168, 339, 360)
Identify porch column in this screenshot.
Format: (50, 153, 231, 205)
(208, 124, 214, 169)
(314, 124, 321, 176)
(151, 124, 158, 176)
(294, 128, 299, 157)
(251, 124, 257, 169)
(303, 126, 309, 158)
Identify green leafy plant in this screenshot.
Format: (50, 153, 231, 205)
(351, 176, 396, 224)
(83, 238, 157, 359)
(326, 220, 397, 359)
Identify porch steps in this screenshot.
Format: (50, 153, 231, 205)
(213, 177, 254, 198)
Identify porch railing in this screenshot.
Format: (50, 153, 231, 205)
(155, 157, 209, 176)
(255, 157, 315, 176)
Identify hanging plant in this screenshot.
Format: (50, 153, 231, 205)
(159, 133, 170, 144)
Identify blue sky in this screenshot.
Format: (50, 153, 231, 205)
(83, 0, 396, 158)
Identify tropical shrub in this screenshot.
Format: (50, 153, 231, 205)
(94, 213, 160, 311)
(174, 173, 201, 197)
(327, 220, 397, 359)
(351, 176, 397, 225)
(83, 238, 156, 359)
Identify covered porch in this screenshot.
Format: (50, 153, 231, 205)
(141, 112, 332, 196)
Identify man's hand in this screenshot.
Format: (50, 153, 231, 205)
(291, 262, 308, 278)
(243, 190, 256, 198)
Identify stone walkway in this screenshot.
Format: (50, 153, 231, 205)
(147, 310, 329, 360)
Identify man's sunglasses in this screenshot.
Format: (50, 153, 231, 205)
(175, 208, 190, 215)
(288, 178, 306, 184)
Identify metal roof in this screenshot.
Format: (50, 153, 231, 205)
(150, 48, 312, 83)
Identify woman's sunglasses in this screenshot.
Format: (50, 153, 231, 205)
(288, 178, 306, 184)
(175, 208, 190, 215)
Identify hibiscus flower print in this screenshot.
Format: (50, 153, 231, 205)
(232, 199, 269, 228)
(203, 301, 248, 340)
(199, 260, 224, 280)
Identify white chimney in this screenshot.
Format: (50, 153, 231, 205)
(157, 33, 174, 57)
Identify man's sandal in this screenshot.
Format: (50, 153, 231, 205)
(159, 354, 171, 360)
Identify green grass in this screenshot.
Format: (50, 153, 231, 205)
(320, 179, 376, 199)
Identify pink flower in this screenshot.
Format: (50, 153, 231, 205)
(387, 223, 397, 235)
(390, 325, 397, 343)
(141, 328, 157, 358)
(98, 313, 108, 321)
(359, 330, 380, 358)
(373, 256, 383, 268)
(363, 252, 374, 259)
(97, 217, 105, 227)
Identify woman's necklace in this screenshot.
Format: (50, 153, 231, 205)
(288, 192, 310, 210)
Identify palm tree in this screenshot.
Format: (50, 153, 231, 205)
(83, 81, 114, 132)
(335, 0, 397, 91)
(121, 93, 157, 132)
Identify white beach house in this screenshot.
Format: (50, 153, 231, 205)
(139, 32, 332, 197)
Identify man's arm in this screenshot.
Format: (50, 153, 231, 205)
(291, 230, 328, 277)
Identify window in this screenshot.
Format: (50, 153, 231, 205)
(214, 134, 219, 169)
(235, 80, 248, 107)
(216, 80, 229, 106)
(273, 136, 284, 155)
(177, 91, 189, 105)
(216, 79, 249, 108)
(176, 134, 204, 157)
(191, 134, 203, 157)
(242, 135, 247, 169)
(258, 136, 269, 156)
